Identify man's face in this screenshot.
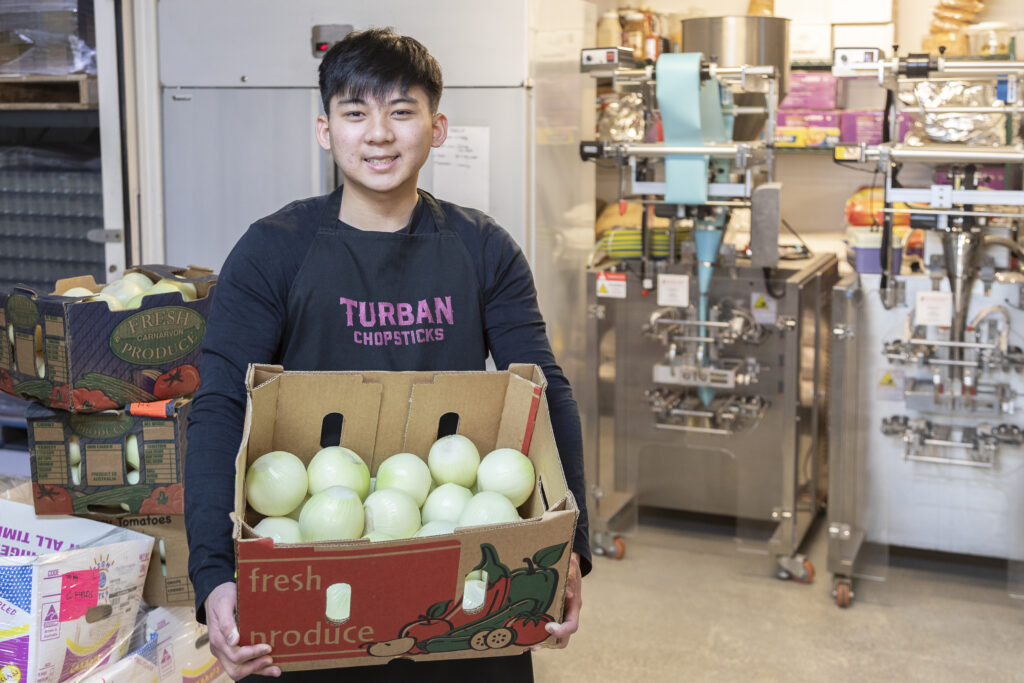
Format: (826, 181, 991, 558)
(315, 85, 447, 202)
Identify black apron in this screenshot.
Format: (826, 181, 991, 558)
(278, 185, 488, 372)
(248, 186, 532, 682)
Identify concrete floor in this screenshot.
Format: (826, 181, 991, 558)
(3, 445, 1022, 682)
(533, 511, 1024, 683)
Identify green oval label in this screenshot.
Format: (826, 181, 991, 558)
(70, 413, 135, 439)
(6, 295, 39, 329)
(109, 306, 207, 366)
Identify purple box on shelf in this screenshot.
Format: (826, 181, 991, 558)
(846, 227, 903, 275)
(840, 111, 916, 144)
(780, 72, 838, 110)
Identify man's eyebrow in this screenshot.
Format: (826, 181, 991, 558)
(388, 96, 418, 106)
(336, 97, 366, 106)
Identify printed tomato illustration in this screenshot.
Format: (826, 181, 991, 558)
(139, 483, 184, 514)
(505, 615, 553, 646)
(49, 383, 71, 408)
(72, 387, 118, 412)
(34, 483, 73, 514)
(153, 364, 200, 399)
(0, 369, 13, 393)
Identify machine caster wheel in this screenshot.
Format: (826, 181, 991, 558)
(603, 536, 626, 559)
(833, 579, 853, 608)
(775, 557, 814, 583)
(791, 560, 815, 584)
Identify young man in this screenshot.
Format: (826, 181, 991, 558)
(184, 28, 590, 681)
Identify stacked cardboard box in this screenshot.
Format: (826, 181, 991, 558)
(0, 490, 153, 682)
(0, 265, 216, 620)
(233, 364, 579, 671)
(776, 72, 842, 148)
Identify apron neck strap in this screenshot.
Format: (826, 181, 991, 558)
(318, 185, 451, 233)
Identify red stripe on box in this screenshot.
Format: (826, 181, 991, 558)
(521, 385, 542, 454)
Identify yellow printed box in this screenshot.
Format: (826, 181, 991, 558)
(0, 498, 152, 683)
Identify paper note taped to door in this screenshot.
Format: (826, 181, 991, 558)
(432, 125, 490, 214)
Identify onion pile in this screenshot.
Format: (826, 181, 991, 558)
(247, 436, 537, 543)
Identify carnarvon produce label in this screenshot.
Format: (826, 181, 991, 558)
(109, 307, 206, 365)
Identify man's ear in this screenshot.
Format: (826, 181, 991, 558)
(431, 113, 448, 148)
(315, 114, 331, 151)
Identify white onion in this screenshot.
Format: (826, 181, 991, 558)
(363, 489, 420, 540)
(121, 272, 155, 291)
(361, 530, 394, 542)
(427, 435, 480, 488)
(299, 486, 364, 541)
(101, 278, 146, 306)
(307, 446, 370, 500)
(285, 494, 310, 521)
(61, 286, 95, 297)
(68, 438, 81, 466)
(421, 483, 473, 525)
(414, 520, 457, 537)
(457, 492, 521, 528)
(476, 448, 536, 507)
(125, 435, 140, 471)
(375, 452, 432, 507)
(246, 450, 309, 516)
(126, 471, 140, 485)
(325, 583, 351, 621)
(462, 579, 487, 611)
(254, 516, 302, 544)
(89, 292, 123, 311)
(160, 277, 198, 301)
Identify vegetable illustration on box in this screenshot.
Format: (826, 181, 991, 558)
(365, 541, 565, 657)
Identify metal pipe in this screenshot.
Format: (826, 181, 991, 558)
(982, 236, 1024, 259)
(907, 453, 992, 468)
(887, 145, 1024, 164)
(885, 208, 1024, 218)
(654, 318, 732, 328)
(637, 199, 753, 208)
(727, 106, 768, 115)
(908, 339, 995, 350)
(614, 142, 754, 157)
(655, 423, 732, 436)
(938, 59, 1024, 74)
(906, 106, 1024, 114)
(711, 65, 776, 77)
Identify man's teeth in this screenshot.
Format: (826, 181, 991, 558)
(366, 157, 396, 167)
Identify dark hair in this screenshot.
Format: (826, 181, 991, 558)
(318, 28, 443, 115)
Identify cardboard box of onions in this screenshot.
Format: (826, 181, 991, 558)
(232, 363, 579, 671)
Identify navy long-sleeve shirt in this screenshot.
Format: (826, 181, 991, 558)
(184, 192, 591, 621)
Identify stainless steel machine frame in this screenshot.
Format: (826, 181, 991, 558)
(828, 50, 1024, 607)
(581, 253, 838, 577)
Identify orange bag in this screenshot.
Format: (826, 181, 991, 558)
(845, 186, 910, 226)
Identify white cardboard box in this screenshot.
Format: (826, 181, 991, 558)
(0, 499, 153, 683)
(775, 0, 831, 24)
(831, 0, 892, 24)
(790, 23, 833, 62)
(832, 23, 896, 54)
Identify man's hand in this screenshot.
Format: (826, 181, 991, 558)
(539, 551, 582, 650)
(206, 582, 281, 680)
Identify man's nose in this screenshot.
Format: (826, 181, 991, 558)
(365, 115, 395, 143)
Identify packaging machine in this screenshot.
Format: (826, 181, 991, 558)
(829, 48, 1024, 606)
(579, 16, 838, 581)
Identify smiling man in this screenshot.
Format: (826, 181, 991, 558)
(183, 28, 590, 682)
